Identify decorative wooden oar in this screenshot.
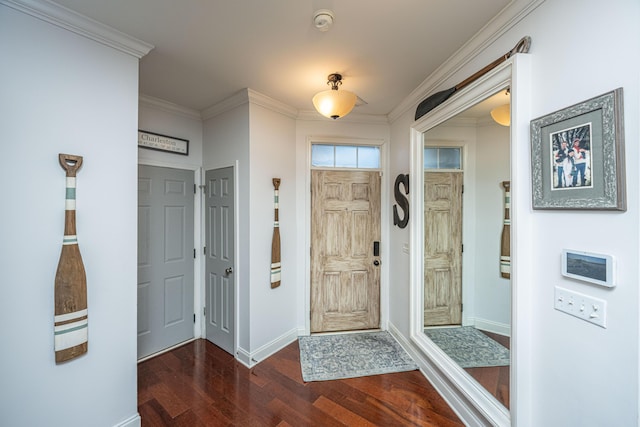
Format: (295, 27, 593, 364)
(270, 178, 281, 289)
(415, 36, 531, 120)
(500, 181, 511, 279)
(54, 154, 88, 363)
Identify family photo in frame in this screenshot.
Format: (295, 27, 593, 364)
(530, 88, 626, 210)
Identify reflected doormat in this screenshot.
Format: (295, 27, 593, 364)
(424, 326, 510, 368)
(298, 331, 418, 382)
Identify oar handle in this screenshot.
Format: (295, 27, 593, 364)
(456, 36, 531, 91)
(59, 154, 83, 177)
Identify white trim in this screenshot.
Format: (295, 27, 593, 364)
(410, 59, 520, 427)
(139, 94, 202, 121)
(304, 136, 389, 336)
(238, 328, 298, 368)
(113, 413, 141, 427)
(470, 318, 511, 337)
(1, 0, 153, 58)
(137, 338, 196, 363)
(389, 0, 544, 123)
(202, 88, 299, 121)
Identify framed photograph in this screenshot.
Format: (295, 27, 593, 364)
(138, 130, 189, 155)
(561, 249, 615, 288)
(530, 88, 625, 210)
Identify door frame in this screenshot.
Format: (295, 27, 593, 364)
(137, 159, 203, 352)
(303, 136, 389, 336)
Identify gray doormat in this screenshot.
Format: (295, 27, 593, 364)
(424, 326, 510, 368)
(298, 331, 418, 382)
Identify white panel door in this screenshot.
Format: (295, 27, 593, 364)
(205, 167, 235, 354)
(138, 165, 195, 359)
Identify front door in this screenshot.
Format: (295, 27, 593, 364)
(204, 167, 235, 354)
(424, 172, 462, 327)
(137, 165, 195, 359)
(310, 170, 381, 333)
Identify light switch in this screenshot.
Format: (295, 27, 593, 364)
(554, 286, 607, 328)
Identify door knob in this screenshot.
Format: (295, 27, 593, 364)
(373, 260, 380, 266)
(225, 267, 233, 275)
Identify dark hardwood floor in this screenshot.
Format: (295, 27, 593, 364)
(138, 339, 464, 426)
(465, 331, 510, 409)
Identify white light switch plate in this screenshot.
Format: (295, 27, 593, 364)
(554, 286, 607, 328)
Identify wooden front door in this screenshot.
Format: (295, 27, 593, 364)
(424, 172, 462, 327)
(311, 170, 381, 333)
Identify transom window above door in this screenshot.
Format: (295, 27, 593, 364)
(312, 144, 380, 169)
(424, 147, 462, 170)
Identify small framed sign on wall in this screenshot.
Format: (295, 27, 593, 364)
(561, 249, 615, 288)
(138, 130, 189, 155)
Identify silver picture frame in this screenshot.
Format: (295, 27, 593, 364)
(530, 88, 625, 210)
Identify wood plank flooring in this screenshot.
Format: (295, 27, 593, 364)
(138, 339, 464, 426)
(465, 331, 510, 409)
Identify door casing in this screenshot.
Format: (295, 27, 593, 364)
(303, 137, 389, 336)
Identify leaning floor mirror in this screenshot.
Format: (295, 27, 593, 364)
(409, 55, 532, 426)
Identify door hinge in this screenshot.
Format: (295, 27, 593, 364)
(194, 248, 196, 259)
(194, 184, 197, 194)
(461, 303, 463, 312)
(462, 185, 464, 194)
(203, 307, 206, 317)
(193, 313, 196, 323)
(203, 246, 206, 255)
(461, 244, 463, 253)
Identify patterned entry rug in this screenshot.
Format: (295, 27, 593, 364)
(298, 331, 418, 382)
(424, 326, 510, 368)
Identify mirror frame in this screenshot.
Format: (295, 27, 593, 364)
(409, 55, 533, 426)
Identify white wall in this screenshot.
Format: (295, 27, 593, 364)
(475, 122, 510, 331)
(248, 103, 297, 353)
(202, 102, 250, 351)
(295, 116, 390, 332)
(0, 5, 141, 427)
(138, 96, 203, 169)
(389, 0, 640, 425)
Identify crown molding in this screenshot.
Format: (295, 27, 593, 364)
(201, 89, 249, 121)
(139, 94, 202, 120)
(1, 0, 153, 58)
(388, 0, 545, 123)
(247, 89, 299, 119)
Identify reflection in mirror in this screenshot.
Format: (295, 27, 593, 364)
(422, 89, 512, 409)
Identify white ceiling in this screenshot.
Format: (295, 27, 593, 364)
(53, 0, 511, 116)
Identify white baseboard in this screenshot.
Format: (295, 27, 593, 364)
(114, 413, 141, 427)
(471, 317, 510, 336)
(235, 328, 299, 368)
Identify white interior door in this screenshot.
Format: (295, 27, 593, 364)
(204, 167, 235, 354)
(137, 165, 195, 359)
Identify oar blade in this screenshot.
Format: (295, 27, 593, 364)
(414, 87, 456, 120)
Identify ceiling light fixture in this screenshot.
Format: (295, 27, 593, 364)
(312, 73, 357, 120)
(490, 104, 510, 126)
(490, 89, 511, 126)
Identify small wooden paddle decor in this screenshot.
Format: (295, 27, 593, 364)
(500, 181, 511, 279)
(54, 154, 88, 363)
(270, 178, 281, 288)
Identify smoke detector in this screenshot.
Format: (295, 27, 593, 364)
(313, 9, 334, 32)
